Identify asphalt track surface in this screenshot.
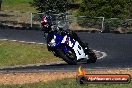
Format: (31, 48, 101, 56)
(0, 29, 132, 72)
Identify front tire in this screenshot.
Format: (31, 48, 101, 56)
(56, 46, 77, 65)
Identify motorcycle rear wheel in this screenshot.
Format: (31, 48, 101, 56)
(87, 49, 97, 63)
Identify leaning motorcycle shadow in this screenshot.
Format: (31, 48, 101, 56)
(0, 60, 103, 72)
(37, 61, 99, 70)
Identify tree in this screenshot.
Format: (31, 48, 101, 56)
(31, 0, 68, 13)
(0, 0, 2, 10)
(31, 0, 80, 13)
(127, 1, 132, 18)
(78, 0, 132, 18)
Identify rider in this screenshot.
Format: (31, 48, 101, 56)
(41, 15, 52, 33)
(41, 15, 89, 51)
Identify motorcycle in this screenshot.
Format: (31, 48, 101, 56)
(42, 14, 97, 65)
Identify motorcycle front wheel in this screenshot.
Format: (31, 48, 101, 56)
(56, 45, 77, 65)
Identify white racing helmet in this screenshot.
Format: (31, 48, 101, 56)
(57, 20, 69, 30)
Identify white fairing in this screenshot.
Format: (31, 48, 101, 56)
(61, 35, 67, 43)
(61, 35, 88, 61)
(72, 41, 86, 60)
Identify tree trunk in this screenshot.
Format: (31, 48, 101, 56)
(0, 0, 2, 11)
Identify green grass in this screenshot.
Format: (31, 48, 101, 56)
(1, 0, 36, 12)
(3, 0, 33, 4)
(0, 78, 131, 88)
(0, 40, 60, 66)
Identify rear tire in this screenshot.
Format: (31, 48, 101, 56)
(87, 49, 97, 63)
(56, 46, 77, 65)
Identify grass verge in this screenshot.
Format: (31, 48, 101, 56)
(1, 0, 36, 12)
(0, 78, 131, 88)
(0, 40, 60, 66)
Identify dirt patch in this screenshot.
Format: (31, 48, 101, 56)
(0, 69, 132, 84)
(0, 72, 76, 84)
